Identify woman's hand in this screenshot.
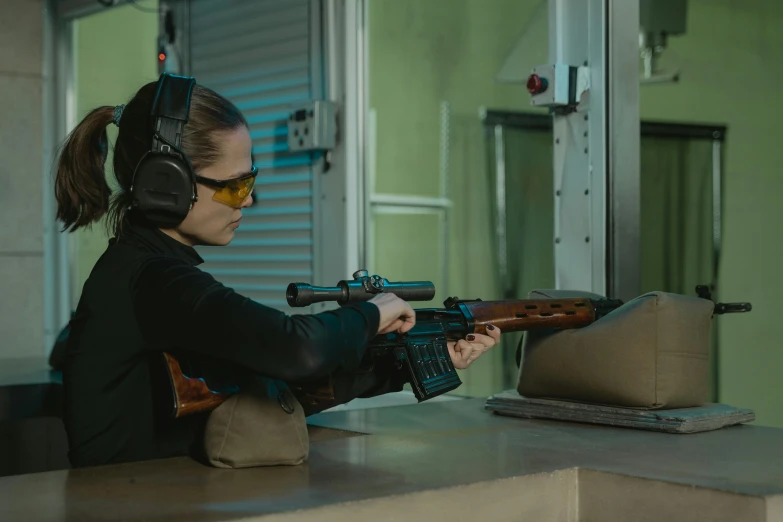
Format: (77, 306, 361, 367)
(447, 324, 501, 370)
(369, 293, 416, 335)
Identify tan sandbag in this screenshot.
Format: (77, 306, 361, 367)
(517, 290, 714, 409)
(204, 377, 309, 468)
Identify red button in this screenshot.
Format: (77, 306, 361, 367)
(527, 74, 548, 94)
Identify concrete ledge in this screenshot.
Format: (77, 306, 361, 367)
(2, 398, 783, 521)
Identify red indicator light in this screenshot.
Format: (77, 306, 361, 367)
(527, 74, 548, 95)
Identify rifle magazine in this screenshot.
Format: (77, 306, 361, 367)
(399, 339, 462, 402)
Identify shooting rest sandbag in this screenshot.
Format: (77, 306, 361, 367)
(517, 289, 714, 410)
(203, 377, 308, 468)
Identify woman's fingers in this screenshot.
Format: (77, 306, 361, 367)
(378, 318, 404, 334)
(484, 324, 501, 341)
(445, 326, 504, 369)
(370, 293, 416, 335)
(468, 333, 497, 349)
(450, 339, 474, 369)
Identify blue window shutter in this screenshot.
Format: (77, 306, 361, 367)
(189, 0, 317, 310)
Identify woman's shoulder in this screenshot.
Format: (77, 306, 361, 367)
(130, 254, 222, 300)
(83, 237, 205, 298)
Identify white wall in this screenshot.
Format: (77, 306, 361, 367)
(0, 0, 45, 360)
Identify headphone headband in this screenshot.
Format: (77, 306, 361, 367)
(151, 73, 196, 151)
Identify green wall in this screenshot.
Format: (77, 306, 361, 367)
(368, 0, 546, 397)
(73, 1, 159, 304)
(639, 0, 783, 427)
(368, 0, 783, 425)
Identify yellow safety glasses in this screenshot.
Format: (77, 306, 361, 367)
(195, 166, 258, 209)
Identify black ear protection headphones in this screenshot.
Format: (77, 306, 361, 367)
(130, 73, 198, 229)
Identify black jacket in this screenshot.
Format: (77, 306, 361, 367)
(63, 221, 404, 468)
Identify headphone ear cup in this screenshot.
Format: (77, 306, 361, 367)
(132, 153, 194, 228)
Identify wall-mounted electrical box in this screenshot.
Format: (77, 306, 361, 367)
(287, 101, 337, 152)
(528, 63, 590, 110)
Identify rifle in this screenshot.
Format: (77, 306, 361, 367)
(161, 273, 752, 417)
(284, 271, 625, 405)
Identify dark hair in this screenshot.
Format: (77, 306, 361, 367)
(54, 82, 248, 234)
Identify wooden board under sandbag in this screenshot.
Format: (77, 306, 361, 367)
(485, 389, 755, 434)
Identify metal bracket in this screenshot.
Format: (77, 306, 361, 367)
(528, 63, 591, 111)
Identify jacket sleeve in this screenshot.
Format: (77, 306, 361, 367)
(130, 257, 380, 383)
(297, 363, 411, 416)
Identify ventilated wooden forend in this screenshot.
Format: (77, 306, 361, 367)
(162, 352, 234, 418)
(465, 298, 597, 335)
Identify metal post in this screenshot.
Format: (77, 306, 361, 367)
(548, 0, 640, 300)
(711, 136, 723, 290)
(606, 0, 641, 302)
(43, 1, 77, 350)
(710, 135, 723, 401)
(549, 0, 600, 295)
(319, 0, 365, 307)
(439, 101, 451, 296)
(43, 0, 58, 352)
(493, 125, 509, 294)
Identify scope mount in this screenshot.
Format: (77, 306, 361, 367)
(353, 269, 386, 295)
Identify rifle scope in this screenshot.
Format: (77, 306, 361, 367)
(286, 269, 436, 307)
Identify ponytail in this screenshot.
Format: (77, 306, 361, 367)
(54, 106, 115, 232)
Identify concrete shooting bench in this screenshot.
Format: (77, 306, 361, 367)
(1, 389, 783, 521)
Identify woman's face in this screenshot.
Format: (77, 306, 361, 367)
(165, 125, 254, 247)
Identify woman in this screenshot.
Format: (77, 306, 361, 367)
(54, 75, 500, 468)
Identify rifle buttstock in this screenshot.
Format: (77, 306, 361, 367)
(162, 352, 234, 419)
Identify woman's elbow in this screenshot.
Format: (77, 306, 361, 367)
(277, 338, 341, 383)
(272, 314, 365, 382)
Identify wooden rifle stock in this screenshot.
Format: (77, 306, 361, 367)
(162, 350, 334, 418)
(161, 353, 237, 418)
(457, 297, 606, 336)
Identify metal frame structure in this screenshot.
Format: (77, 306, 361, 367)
(351, 0, 644, 303)
(361, 0, 451, 290)
(546, 0, 641, 302)
(43, 0, 84, 351)
(315, 0, 367, 292)
(482, 109, 727, 296)
(364, 102, 453, 295)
